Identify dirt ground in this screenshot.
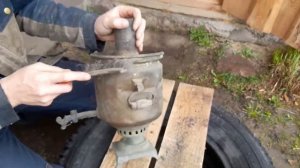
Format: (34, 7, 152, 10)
(144, 29, 298, 168)
(12, 28, 299, 167)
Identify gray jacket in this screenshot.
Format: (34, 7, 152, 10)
(0, 0, 104, 128)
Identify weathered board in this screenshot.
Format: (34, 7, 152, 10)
(116, 0, 300, 49)
(246, 0, 283, 32)
(222, 0, 255, 20)
(223, 0, 300, 49)
(117, 0, 232, 20)
(286, 17, 300, 49)
(99, 80, 214, 168)
(154, 83, 214, 168)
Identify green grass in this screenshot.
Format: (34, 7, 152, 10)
(211, 70, 260, 95)
(214, 43, 229, 61)
(271, 48, 300, 94)
(268, 95, 281, 108)
(240, 47, 255, 58)
(207, 46, 300, 163)
(244, 103, 272, 122)
(189, 26, 213, 47)
(292, 134, 300, 151)
(178, 74, 188, 82)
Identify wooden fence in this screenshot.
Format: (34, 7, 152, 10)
(117, 0, 300, 49)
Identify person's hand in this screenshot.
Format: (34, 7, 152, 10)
(94, 5, 146, 52)
(0, 62, 91, 107)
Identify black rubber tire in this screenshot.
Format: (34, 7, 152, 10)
(203, 106, 273, 168)
(61, 106, 273, 168)
(60, 119, 115, 168)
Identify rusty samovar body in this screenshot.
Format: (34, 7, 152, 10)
(89, 19, 163, 166)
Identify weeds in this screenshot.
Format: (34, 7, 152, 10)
(268, 95, 281, 108)
(189, 26, 213, 47)
(272, 113, 294, 125)
(240, 47, 255, 58)
(245, 103, 272, 122)
(271, 48, 300, 94)
(211, 70, 260, 95)
(178, 74, 188, 82)
(209, 45, 300, 163)
(292, 134, 300, 151)
(214, 43, 229, 61)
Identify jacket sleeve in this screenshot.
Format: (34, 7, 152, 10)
(0, 85, 19, 129)
(14, 0, 104, 53)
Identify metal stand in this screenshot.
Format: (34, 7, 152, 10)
(113, 136, 158, 168)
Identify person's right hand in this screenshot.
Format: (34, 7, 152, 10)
(0, 62, 91, 107)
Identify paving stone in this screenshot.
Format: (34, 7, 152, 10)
(216, 55, 257, 77)
(229, 29, 257, 43)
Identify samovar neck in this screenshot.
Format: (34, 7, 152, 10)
(115, 18, 139, 56)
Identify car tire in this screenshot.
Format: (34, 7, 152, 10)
(203, 106, 273, 168)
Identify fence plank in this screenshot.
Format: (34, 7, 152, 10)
(117, 0, 232, 20)
(247, 0, 282, 32)
(271, 0, 300, 39)
(262, 0, 284, 33)
(286, 17, 300, 49)
(222, 0, 255, 20)
(160, 0, 222, 9)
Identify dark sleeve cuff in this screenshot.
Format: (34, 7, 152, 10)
(0, 85, 19, 129)
(81, 13, 105, 53)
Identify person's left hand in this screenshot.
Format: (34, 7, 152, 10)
(94, 5, 146, 52)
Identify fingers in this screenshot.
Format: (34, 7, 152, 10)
(117, 6, 142, 29)
(4, 63, 90, 107)
(115, 6, 145, 51)
(100, 17, 129, 36)
(95, 5, 145, 51)
(116, 6, 142, 31)
(117, 6, 144, 51)
(47, 71, 91, 83)
(33, 79, 75, 106)
(136, 19, 146, 51)
(45, 83, 73, 95)
(111, 18, 129, 29)
(36, 83, 73, 106)
(32, 62, 65, 72)
(132, 8, 142, 30)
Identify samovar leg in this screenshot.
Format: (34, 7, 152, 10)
(112, 127, 158, 168)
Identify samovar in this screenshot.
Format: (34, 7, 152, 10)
(88, 19, 163, 167)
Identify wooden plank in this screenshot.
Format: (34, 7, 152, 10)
(271, 0, 300, 39)
(155, 83, 214, 168)
(159, 0, 222, 9)
(246, 0, 282, 32)
(219, 0, 224, 6)
(117, 0, 232, 20)
(262, 0, 284, 33)
(161, 0, 221, 6)
(100, 79, 176, 168)
(222, 0, 255, 20)
(286, 16, 300, 49)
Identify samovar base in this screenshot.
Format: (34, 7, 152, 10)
(112, 135, 158, 168)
